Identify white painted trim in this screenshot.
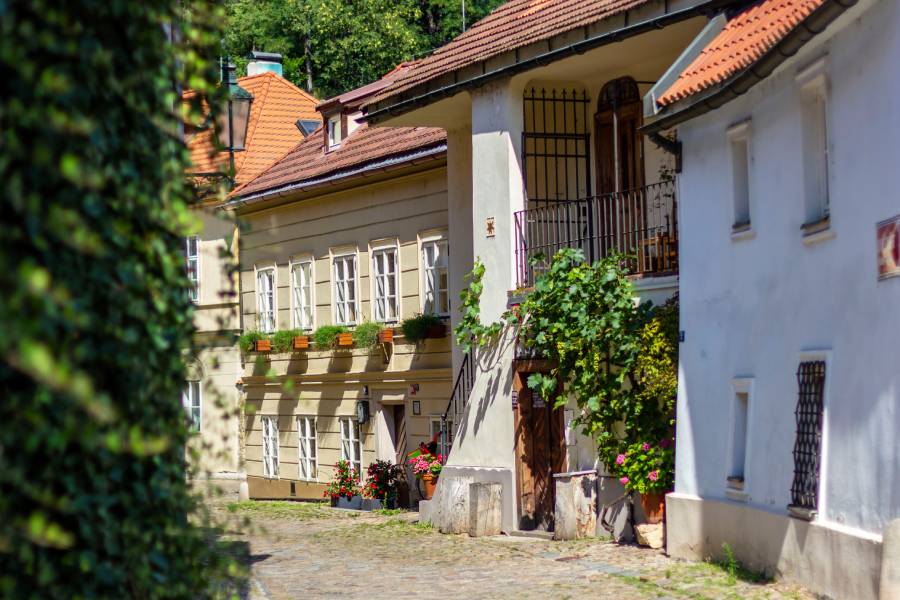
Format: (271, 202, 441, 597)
(186, 235, 201, 304)
(289, 254, 315, 331)
(253, 263, 277, 333)
(261, 415, 280, 479)
(418, 230, 450, 316)
(329, 246, 360, 326)
(297, 415, 319, 483)
(368, 238, 401, 324)
(727, 377, 755, 499)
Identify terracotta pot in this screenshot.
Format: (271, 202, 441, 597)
(640, 492, 666, 524)
(292, 335, 309, 350)
(421, 474, 438, 501)
(426, 324, 447, 339)
(254, 339, 271, 352)
(378, 328, 394, 344)
(337, 332, 353, 347)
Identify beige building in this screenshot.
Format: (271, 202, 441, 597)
(184, 56, 320, 489)
(231, 68, 451, 502)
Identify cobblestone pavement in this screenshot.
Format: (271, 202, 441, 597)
(216, 502, 814, 600)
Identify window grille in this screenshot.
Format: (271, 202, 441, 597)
(340, 418, 362, 481)
(333, 254, 357, 325)
(185, 236, 199, 302)
(790, 360, 826, 512)
(181, 380, 201, 432)
(372, 247, 399, 322)
(291, 260, 314, 330)
(421, 239, 449, 315)
(257, 268, 276, 333)
(522, 88, 592, 208)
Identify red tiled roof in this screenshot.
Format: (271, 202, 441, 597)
(234, 123, 446, 199)
(657, 0, 826, 106)
(186, 71, 320, 185)
(368, 0, 650, 106)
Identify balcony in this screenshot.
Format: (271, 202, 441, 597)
(514, 180, 678, 287)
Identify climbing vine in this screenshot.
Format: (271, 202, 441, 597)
(456, 249, 678, 486)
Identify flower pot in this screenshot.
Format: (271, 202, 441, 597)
(333, 495, 362, 510)
(292, 335, 309, 351)
(640, 492, 666, 524)
(421, 474, 438, 500)
(254, 339, 271, 352)
(337, 332, 353, 347)
(378, 328, 394, 344)
(426, 323, 447, 339)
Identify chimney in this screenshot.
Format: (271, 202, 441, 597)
(246, 51, 283, 77)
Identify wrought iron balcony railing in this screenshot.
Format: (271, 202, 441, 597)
(514, 180, 678, 287)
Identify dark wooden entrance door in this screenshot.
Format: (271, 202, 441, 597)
(390, 404, 410, 508)
(514, 374, 566, 531)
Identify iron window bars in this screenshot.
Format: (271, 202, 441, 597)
(789, 360, 826, 517)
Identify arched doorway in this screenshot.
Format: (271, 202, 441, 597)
(595, 76, 644, 194)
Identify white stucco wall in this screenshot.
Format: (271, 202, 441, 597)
(675, 0, 899, 536)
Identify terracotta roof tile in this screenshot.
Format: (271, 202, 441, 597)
(656, 0, 826, 106)
(185, 71, 320, 185)
(234, 123, 446, 198)
(368, 0, 650, 106)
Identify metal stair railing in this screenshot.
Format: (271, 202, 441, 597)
(439, 347, 475, 457)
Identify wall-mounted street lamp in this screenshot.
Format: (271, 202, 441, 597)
(217, 59, 253, 187)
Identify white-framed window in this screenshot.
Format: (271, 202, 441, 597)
(372, 244, 399, 323)
(185, 236, 199, 302)
(797, 58, 830, 229)
(297, 416, 318, 482)
(182, 380, 201, 432)
(429, 417, 452, 457)
(256, 266, 276, 333)
(327, 115, 342, 149)
(421, 236, 449, 316)
(727, 121, 752, 233)
(339, 417, 362, 481)
(332, 252, 358, 325)
(291, 258, 314, 330)
(262, 416, 279, 479)
(727, 378, 753, 498)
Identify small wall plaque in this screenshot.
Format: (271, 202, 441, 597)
(486, 216, 496, 237)
(412, 400, 421, 415)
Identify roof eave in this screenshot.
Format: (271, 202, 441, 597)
(643, 0, 859, 135)
(364, 0, 739, 125)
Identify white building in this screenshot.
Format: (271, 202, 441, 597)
(644, 0, 898, 597)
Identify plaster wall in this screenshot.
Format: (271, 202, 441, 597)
(674, 0, 897, 544)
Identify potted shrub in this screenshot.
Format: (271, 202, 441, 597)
(362, 459, 404, 509)
(312, 325, 350, 350)
(614, 438, 675, 524)
(323, 459, 361, 509)
(400, 313, 445, 343)
(238, 330, 271, 354)
(337, 332, 354, 347)
(272, 329, 308, 353)
(408, 449, 443, 501)
(377, 327, 394, 344)
(352, 321, 382, 350)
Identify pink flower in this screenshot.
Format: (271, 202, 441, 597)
(641, 442, 651, 452)
(615, 454, 626, 465)
(619, 476, 629, 485)
(649, 471, 659, 482)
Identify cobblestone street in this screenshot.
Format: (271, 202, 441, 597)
(218, 502, 814, 600)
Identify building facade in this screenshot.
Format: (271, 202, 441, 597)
(232, 72, 452, 502)
(362, 0, 724, 533)
(644, 0, 896, 597)
(184, 59, 320, 490)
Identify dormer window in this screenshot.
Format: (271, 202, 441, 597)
(327, 114, 342, 149)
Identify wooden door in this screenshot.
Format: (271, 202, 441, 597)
(515, 378, 566, 531)
(391, 405, 410, 508)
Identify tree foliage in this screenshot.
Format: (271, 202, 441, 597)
(0, 0, 240, 596)
(224, 0, 506, 98)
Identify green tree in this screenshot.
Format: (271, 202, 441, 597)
(224, 0, 506, 98)
(0, 0, 240, 596)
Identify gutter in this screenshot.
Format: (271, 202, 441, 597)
(643, 0, 858, 135)
(365, 0, 739, 124)
(227, 142, 447, 209)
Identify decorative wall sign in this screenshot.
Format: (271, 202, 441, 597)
(511, 390, 518, 409)
(412, 400, 421, 415)
(409, 383, 419, 395)
(486, 216, 496, 237)
(877, 215, 900, 280)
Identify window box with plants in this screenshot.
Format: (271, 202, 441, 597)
(271, 329, 310, 353)
(400, 313, 446, 343)
(312, 325, 351, 351)
(238, 331, 272, 353)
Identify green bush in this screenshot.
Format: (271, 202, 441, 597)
(272, 329, 304, 353)
(312, 325, 349, 349)
(400, 313, 443, 342)
(239, 330, 270, 353)
(352, 321, 383, 349)
(0, 0, 241, 596)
